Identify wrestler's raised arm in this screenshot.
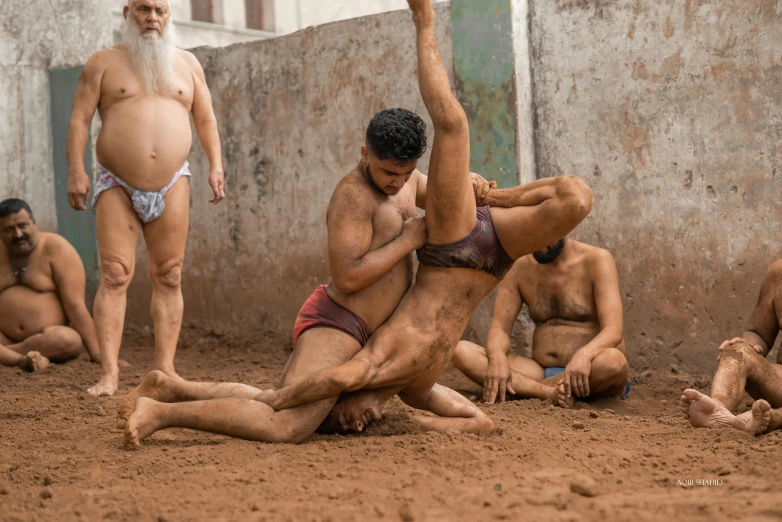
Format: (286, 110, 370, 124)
(327, 181, 426, 295)
(414, 171, 495, 209)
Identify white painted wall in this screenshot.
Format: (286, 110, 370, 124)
(272, 0, 448, 35)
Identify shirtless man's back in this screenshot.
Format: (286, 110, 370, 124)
(453, 238, 630, 407)
(0, 199, 100, 371)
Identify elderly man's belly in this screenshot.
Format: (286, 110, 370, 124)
(0, 286, 66, 341)
(532, 320, 601, 368)
(96, 99, 193, 191)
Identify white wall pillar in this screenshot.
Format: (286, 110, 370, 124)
(511, 0, 536, 184)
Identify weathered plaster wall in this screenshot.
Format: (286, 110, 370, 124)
(0, 0, 114, 231)
(126, 4, 454, 336)
(273, 0, 448, 35)
(529, 0, 782, 371)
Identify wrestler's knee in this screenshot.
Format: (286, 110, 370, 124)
(557, 176, 592, 221)
(593, 348, 628, 382)
(46, 327, 82, 360)
(452, 341, 483, 370)
(149, 258, 183, 289)
(720, 341, 759, 365)
(99, 259, 133, 291)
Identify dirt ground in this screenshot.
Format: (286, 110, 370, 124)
(2, 328, 782, 522)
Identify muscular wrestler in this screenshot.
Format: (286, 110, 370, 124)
(451, 237, 630, 408)
(681, 259, 782, 434)
(116, 108, 493, 439)
(66, 0, 225, 396)
(120, 0, 591, 445)
(0, 199, 100, 372)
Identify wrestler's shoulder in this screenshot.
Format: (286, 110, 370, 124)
(579, 243, 616, 273)
(334, 171, 379, 200)
(327, 171, 379, 216)
(764, 259, 782, 280)
(177, 49, 205, 70)
(39, 233, 79, 258)
(90, 45, 126, 63)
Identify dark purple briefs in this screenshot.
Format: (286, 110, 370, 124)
(416, 206, 515, 279)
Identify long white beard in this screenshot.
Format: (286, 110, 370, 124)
(123, 17, 178, 95)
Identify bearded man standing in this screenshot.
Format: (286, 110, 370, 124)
(66, 0, 225, 396)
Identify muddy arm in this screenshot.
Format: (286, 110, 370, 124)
(259, 358, 375, 411)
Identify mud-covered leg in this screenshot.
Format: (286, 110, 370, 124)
(407, 0, 475, 244)
(399, 384, 494, 434)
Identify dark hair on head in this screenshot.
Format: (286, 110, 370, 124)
(0, 199, 33, 221)
(366, 108, 427, 164)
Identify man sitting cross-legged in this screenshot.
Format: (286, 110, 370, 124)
(0, 199, 100, 372)
(451, 237, 630, 408)
(119, 0, 592, 445)
(681, 259, 782, 434)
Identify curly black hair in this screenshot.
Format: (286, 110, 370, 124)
(365, 108, 428, 164)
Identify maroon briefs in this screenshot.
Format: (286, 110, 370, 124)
(416, 205, 515, 279)
(292, 285, 370, 347)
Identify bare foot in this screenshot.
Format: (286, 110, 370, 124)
(124, 397, 162, 447)
(18, 351, 50, 372)
(118, 371, 175, 429)
(733, 400, 772, 435)
(88, 372, 119, 397)
(679, 389, 737, 429)
(554, 383, 575, 409)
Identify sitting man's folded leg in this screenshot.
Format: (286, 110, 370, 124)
(3, 326, 82, 363)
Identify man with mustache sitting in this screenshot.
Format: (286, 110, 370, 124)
(452, 237, 630, 408)
(0, 199, 100, 372)
(67, 0, 225, 396)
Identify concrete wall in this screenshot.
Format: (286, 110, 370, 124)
(126, 3, 454, 337)
(0, 0, 114, 231)
(273, 0, 448, 35)
(110, 8, 274, 49)
(529, 0, 782, 371)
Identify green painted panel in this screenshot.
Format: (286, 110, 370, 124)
(50, 67, 99, 298)
(451, 0, 519, 188)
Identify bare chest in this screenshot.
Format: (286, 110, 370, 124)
(99, 60, 194, 110)
(369, 198, 417, 249)
(523, 276, 596, 323)
(0, 256, 56, 294)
